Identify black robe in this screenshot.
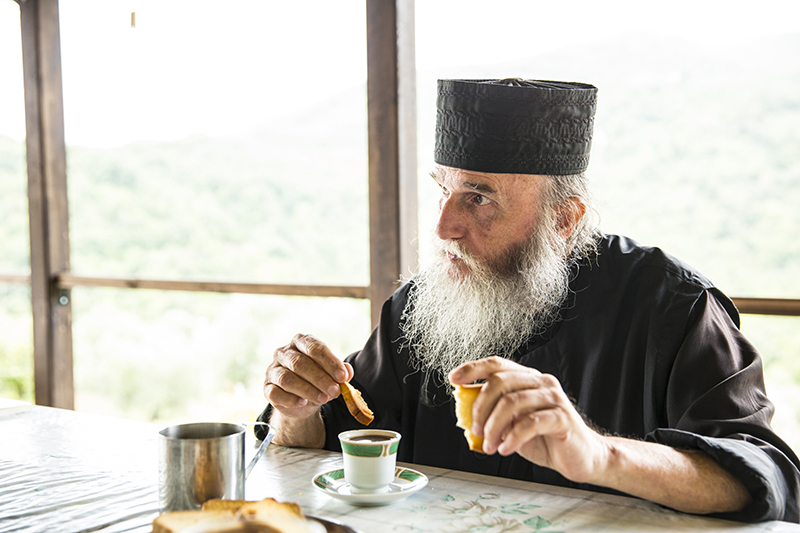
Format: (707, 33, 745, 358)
(259, 234, 800, 522)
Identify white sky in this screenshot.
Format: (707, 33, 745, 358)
(1, 0, 799, 147)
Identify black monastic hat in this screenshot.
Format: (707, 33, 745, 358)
(434, 78, 598, 176)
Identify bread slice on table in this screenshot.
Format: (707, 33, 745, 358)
(339, 381, 374, 425)
(200, 499, 250, 512)
(236, 498, 305, 524)
(152, 509, 234, 533)
(453, 383, 485, 453)
(152, 497, 315, 533)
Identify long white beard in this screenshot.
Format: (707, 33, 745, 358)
(401, 212, 572, 390)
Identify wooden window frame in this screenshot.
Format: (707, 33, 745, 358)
(2, 0, 799, 409)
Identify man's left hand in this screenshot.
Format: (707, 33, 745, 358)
(449, 356, 610, 485)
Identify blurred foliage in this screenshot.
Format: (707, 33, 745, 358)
(0, 286, 33, 402)
(68, 287, 371, 425)
(742, 315, 800, 451)
(0, 135, 29, 272)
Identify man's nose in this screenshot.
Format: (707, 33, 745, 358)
(435, 195, 466, 241)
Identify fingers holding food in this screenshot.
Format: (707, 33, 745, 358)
(264, 333, 352, 417)
(449, 357, 591, 464)
(288, 333, 350, 383)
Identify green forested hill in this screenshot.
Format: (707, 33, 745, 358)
(65, 86, 370, 286)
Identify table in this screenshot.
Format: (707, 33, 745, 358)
(1, 404, 799, 533)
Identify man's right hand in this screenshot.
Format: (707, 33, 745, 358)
(264, 333, 354, 422)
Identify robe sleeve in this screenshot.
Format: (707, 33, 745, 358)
(645, 291, 800, 522)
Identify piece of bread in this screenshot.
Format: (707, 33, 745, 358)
(201, 500, 250, 512)
(151, 509, 238, 533)
(453, 383, 485, 453)
(236, 498, 304, 521)
(339, 381, 374, 425)
(236, 498, 311, 532)
(152, 498, 313, 533)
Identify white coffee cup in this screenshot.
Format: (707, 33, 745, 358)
(338, 429, 401, 494)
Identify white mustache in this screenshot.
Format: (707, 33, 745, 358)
(434, 238, 481, 270)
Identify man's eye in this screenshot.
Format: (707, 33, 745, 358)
(474, 194, 491, 206)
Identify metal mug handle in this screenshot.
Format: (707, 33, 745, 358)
(243, 422, 275, 479)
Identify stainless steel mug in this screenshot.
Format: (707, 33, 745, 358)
(158, 422, 275, 512)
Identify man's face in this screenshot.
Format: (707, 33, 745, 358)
(432, 164, 549, 279)
(404, 165, 572, 389)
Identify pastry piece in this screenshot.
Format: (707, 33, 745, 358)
(201, 500, 250, 512)
(152, 509, 234, 533)
(236, 498, 312, 532)
(453, 383, 485, 453)
(236, 498, 304, 521)
(152, 498, 314, 533)
(339, 381, 374, 425)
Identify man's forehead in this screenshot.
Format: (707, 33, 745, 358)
(432, 165, 545, 193)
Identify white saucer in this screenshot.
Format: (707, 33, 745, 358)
(312, 467, 428, 506)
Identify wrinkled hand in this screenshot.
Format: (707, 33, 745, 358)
(264, 333, 354, 421)
(449, 357, 610, 485)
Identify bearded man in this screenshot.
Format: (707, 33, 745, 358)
(258, 79, 800, 522)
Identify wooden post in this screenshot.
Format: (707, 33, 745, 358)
(366, 0, 418, 328)
(20, 0, 74, 408)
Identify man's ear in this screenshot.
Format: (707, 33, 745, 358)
(557, 197, 587, 240)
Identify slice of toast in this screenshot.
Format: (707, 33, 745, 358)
(236, 498, 304, 520)
(453, 383, 485, 453)
(339, 381, 374, 426)
(236, 498, 310, 532)
(201, 499, 250, 512)
(153, 498, 311, 533)
(151, 509, 237, 533)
